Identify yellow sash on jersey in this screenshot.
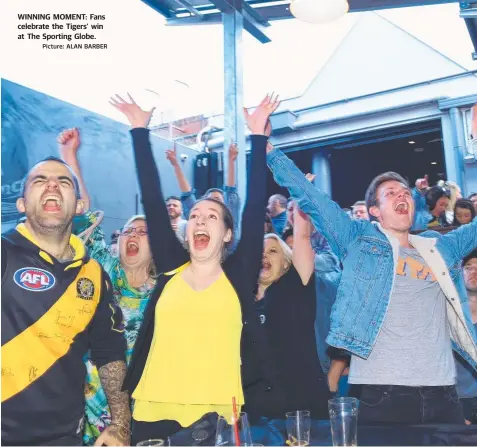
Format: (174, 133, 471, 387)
(1, 261, 102, 403)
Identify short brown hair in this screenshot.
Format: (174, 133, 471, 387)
(365, 172, 409, 221)
(352, 200, 366, 209)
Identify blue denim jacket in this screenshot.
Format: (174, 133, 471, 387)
(411, 188, 431, 231)
(268, 148, 477, 370)
(314, 252, 341, 374)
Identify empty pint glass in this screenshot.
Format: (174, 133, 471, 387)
(328, 397, 358, 446)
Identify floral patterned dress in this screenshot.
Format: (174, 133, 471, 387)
(76, 213, 154, 445)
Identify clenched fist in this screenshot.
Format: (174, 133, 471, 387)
(58, 128, 80, 163)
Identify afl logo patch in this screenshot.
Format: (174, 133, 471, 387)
(77, 278, 95, 300)
(14, 268, 56, 292)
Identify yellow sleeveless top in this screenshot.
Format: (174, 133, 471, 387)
(132, 271, 244, 426)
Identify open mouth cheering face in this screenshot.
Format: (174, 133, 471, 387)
(259, 237, 289, 285)
(186, 200, 232, 262)
(371, 180, 415, 232)
(17, 160, 83, 230)
(119, 219, 152, 268)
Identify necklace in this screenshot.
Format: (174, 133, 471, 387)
(58, 244, 75, 262)
(134, 276, 151, 291)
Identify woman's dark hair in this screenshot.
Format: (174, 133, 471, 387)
(452, 199, 476, 226)
(365, 172, 409, 221)
(425, 186, 451, 211)
(204, 188, 224, 199)
(192, 197, 234, 252)
(282, 227, 293, 243)
(264, 211, 276, 234)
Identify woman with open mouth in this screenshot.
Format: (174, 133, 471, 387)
(111, 93, 279, 444)
(56, 128, 158, 445)
(82, 214, 157, 445)
(254, 206, 332, 421)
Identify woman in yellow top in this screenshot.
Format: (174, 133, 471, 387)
(111, 93, 280, 443)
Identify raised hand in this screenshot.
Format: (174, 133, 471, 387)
(305, 173, 316, 183)
(58, 128, 80, 164)
(228, 143, 238, 162)
(109, 93, 155, 129)
(165, 144, 179, 167)
(415, 174, 429, 192)
(244, 93, 280, 135)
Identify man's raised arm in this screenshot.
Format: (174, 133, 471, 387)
(266, 146, 361, 260)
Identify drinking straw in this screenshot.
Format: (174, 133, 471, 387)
(232, 396, 241, 446)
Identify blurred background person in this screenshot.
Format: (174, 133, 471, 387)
(453, 199, 476, 227)
(267, 194, 288, 235)
(351, 200, 369, 221)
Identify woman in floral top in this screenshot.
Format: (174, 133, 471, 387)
(81, 213, 156, 445)
(57, 128, 156, 445)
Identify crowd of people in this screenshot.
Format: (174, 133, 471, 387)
(2, 93, 477, 446)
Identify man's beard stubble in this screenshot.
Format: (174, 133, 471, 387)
(26, 210, 73, 237)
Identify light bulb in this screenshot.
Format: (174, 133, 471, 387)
(290, 0, 349, 23)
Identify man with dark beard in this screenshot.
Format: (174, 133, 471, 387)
(165, 196, 186, 242)
(165, 196, 185, 230)
(1, 157, 130, 446)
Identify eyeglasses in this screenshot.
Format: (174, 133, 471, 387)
(120, 226, 148, 236)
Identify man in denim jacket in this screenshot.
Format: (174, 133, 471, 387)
(267, 146, 477, 424)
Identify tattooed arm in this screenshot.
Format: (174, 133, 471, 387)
(90, 274, 130, 446)
(94, 361, 131, 446)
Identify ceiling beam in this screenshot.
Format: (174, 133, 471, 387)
(167, 13, 222, 24)
(141, 0, 173, 18)
(165, 0, 462, 25)
(175, 0, 205, 17)
(208, 0, 271, 42)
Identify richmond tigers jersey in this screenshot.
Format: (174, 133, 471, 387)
(1, 226, 126, 446)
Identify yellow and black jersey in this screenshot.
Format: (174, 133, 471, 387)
(1, 224, 126, 446)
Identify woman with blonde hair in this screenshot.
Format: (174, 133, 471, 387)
(253, 206, 331, 420)
(57, 128, 157, 444)
(83, 214, 157, 443)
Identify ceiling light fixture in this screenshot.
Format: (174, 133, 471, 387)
(290, 0, 349, 23)
(431, 162, 437, 165)
(408, 141, 415, 144)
